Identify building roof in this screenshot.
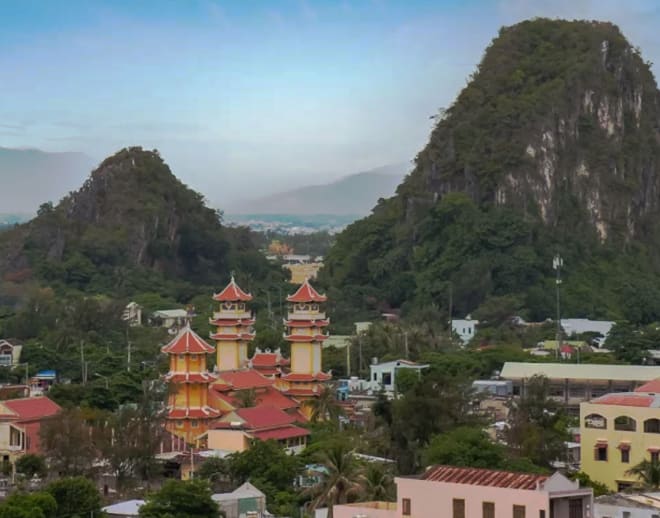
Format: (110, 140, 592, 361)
(500, 362, 660, 382)
(250, 349, 289, 367)
(153, 309, 189, 318)
(251, 425, 310, 441)
(595, 493, 660, 510)
(591, 392, 660, 408)
(370, 359, 430, 370)
(213, 277, 253, 302)
(167, 406, 220, 419)
(161, 326, 215, 355)
(0, 396, 60, 421)
(235, 405, 297, 429)
(102, 499, 144, 516)
(212, 482, 265, 502)
(286, 278, 327, 303)
(281, 372, 332, 382)
(214, 370, 274, 390)
(636, 379, 660, 393)
(419, 465, 548, 490)
(211, 385, 298, 411)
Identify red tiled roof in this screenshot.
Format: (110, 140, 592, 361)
(285, 334, 329, 342)
(165, 372, 215, 383)
(235, 405, 296, 429)
(2, 397, 60, 421)
(213, 277, 252, 302)
(214, 370, 274, 390)
(286, 279, 327, 303)
(285, 319, 329, 328)
(209, 318, 256, 326)
(592, 394, 655, 407)
(421, 465, 548, 490)
(251, 425, 310, 441)
(161, 326, 215, 354)
(209, 332, 255, 341)
(283, 388, 320, 397)
(167, 406, 220, 419)
(251, 352, 289, 367)
(636, 379, 660, 393)
(255, 387, 298, 410)
(560, 345, 575, 354)
(281, 372, 331, 382)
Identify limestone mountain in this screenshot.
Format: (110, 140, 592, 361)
(0, 147, 95, 213)
(0, 147, 274, 295)
(322, 19, 660, 326)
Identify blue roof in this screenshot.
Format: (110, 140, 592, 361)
(35, 370, 56, 378)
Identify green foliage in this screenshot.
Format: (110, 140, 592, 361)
(626, 459, 660, 489)
(570, 472, 611, 496)
(139, 479, 219, 518)
(15, 454, 47, 479)
(0, 492, 57, 518)
(45, 477, 102, 518)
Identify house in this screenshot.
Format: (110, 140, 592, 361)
(452, 318, 479, 345)
(0, 340, 22, 367)
(501, 362, 660, 413)
(336, 465, 593, 518)
(205, 405, 309, 455)
(369, 359, 429, 395)
(152, 309, 189, 330)
(594, 493, 660, 518)
(0, 396, 61, 463)
(212, 482, 267, 518)
(122, 302, 143, 327)
(102, 499, 144, 518)
(580, 380, 660, 491)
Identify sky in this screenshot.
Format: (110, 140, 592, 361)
(2, 0, 660, 207)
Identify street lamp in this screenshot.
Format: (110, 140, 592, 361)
(553, 254, 563, 359)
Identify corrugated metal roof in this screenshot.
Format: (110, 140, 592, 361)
(591, 393, 660, 407)
(501, 362, 660, 382)
(421, 465, 547, 490)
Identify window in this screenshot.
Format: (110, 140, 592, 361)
(382, 372, 392, 386)
(617, 481, 633, 492)
(584, 413, 607, 429)
(621, 448, 630, 463)
(191, 420, 198, 428)
(652, 451, 660, 463)
(568, 499, 583, 518)
(623, 512, 631, 518)
(402, 498, 411, 516)
(595, 445, 608, 461)
(176, 421, 183, 428)
(482, 501, 494, 518)
(513, 505, 526, 518)
(614, 416, 637, 431)
(453, 499, 465, 518)
(540, 512, 546, 518)
(645, 419, 660, 433)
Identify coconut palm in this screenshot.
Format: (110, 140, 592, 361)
(308, 442, 362, 518)
(626, 459, 660, 489)
(360, 463, 395, 501)
(305, 386, 344, 423)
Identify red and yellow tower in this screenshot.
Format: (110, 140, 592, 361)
(162, 326, 219, 445)
(210, 277, 255, 371)
(279, 279, 331, 410)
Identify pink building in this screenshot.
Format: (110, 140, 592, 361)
(334, 465, 593, 518)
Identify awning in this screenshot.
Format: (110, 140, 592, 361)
(618, 442, 631, 451)
(595, 439, 608, 446)
(648, 447, 660, 453)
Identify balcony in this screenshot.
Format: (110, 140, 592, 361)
(212, 310, 252, 320)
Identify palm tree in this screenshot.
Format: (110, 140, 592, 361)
(626, 459, 660, 489)
(360, 463, 395, 501)
(235, 388, 257, 408)
(305, 386, 344, 423)
(308, 442, 362, 518)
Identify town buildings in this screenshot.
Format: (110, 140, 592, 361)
(594, 493, 660, 518)
(368, 359, 429, 395)
(452, 318, 479, 345)
(335, 465, 593, 518)
(580, 379, 660, 491)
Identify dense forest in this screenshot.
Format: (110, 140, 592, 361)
(320, 19, 660, 329)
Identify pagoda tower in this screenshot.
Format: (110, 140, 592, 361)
(279, 279, 331, 406)
(210, 277, 255, 371)
(161, 325, 219, 445)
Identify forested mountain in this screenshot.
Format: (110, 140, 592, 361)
(0, 147, 281, 301)
(321, 19, 660, 327)
(0, 147, 94, 213)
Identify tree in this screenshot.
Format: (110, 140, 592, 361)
(0, 492, 57, 518)
(304, 387, 344, 423)
(196, 457, 229, 490)
(360, 464, 395, 501)
(626, 459, 660, 489)
(15, 454, 47, 479)
(139, 479, 219, 518)
(46, 477, 101, 518)
(235, 389, 257, 408)
(40, 408, 96, 477)
(308, 442, 362, 518)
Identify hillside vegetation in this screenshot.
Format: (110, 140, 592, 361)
(321, 19, 660, 329)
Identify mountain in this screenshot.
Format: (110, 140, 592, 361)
(0, 147, 95, 213)
(231, 163, 407, 215)
(0, 147, 276, 296)
(321, 19, 660, 327)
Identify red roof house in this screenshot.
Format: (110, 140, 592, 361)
(286, 279, 327, 303)
(0, 396, 61, 455)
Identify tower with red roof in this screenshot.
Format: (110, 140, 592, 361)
(161, 326, 219, 444)
(210, 277, 256, 371)
(278, 279, 331, 411)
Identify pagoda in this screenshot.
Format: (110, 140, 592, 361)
(278, 279, 331, 409)
(210, 277, 256, 371)
(161, 325, 220, 445)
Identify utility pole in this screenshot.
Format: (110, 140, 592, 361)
(404, 332, 409, 360)
(80, 341, 86, 385)
(448, 282, 453, 341)
(346, 339, 351, 377)
(553, 254, 563, 360)
(358, 335, 363, 377)
(126, 328, 131, 372)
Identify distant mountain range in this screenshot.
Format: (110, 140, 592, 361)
(229, 163, 409, 215)
(0, 147, 95, 213)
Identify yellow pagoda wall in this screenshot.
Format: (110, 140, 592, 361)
(167, 419, 210, 446)
(217, 342, 247, 371)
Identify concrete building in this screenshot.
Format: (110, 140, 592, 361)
(501, 362, 660, 413)
(212, 482, 267, 518)
(594, 493, 660, 518)
(580, 380, 660, 492)
(152, 309, 189, 330)
(369, 359, 429, 395)
(0, 340, 21, 367)
(122, 302, 142, 327)
(336, 465, 593, 518)
(472, 380, 513, 397)
(452, 318, 479, 345)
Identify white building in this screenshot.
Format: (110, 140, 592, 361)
(212, 482, 268, 518)
(102, 499, 144, 517)
(151, 309, 189, 330)
(595, 493, 660, 518)
(369, 359, 429, 394)
(561, 319, 614, 345)
(451, 317, 478, 344)
(122, 302, 142, 327)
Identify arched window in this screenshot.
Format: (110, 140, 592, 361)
(584, 414, 607, 429)
(644, 419, 660, 434)
(615, 416, 637, 432)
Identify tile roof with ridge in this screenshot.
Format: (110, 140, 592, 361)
(420, 465, 548, 490)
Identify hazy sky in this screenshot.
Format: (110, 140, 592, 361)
(2, 0, 660, 206)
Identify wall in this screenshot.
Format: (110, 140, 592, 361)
(333, 503, 397, 518)
(581, 402, 660, 490)
(207, 429, 249, 452)
(595, 502, 660, 518)
(395, 478, 548, 518)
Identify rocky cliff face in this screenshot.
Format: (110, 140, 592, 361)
(406, 19, 660, 243)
